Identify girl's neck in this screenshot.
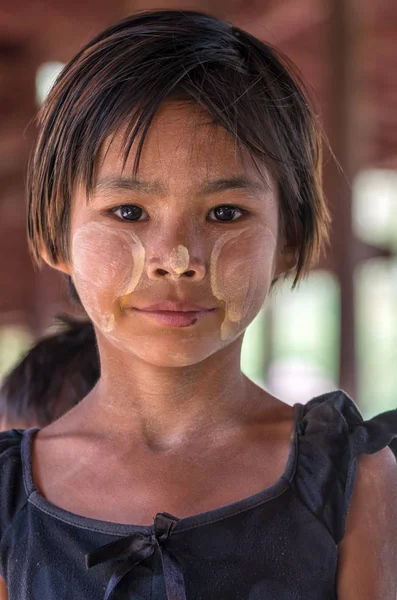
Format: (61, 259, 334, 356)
(78, 338, 264, 450)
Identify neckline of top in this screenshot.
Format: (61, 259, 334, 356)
(20, 401, 305, 537)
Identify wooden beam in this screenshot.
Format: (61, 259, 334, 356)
(324, 0, 363, 399)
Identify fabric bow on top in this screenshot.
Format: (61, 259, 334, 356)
(86, 512, 186, 600)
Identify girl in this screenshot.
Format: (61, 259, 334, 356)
(1, 10, 396, 599)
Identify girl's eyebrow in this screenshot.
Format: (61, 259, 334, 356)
(94, 175, 268, 197)
(95, 176, 166, 196)
(95, 175, 269, 194)
(198, 177, 268, 195)
(95, 175, 166, 195)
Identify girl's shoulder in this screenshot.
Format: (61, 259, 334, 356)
(292, 390, 397, 544)
(0, 429, 30, 539)
(298, 389, 397, 457)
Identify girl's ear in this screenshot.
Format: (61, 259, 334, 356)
(274, 244, 297, 279)
(40, 247, 71, 275)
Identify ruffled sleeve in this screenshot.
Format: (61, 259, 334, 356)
(0, 429, 28, 543)
(291, 390, 397, 545)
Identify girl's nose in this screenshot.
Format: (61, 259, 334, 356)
(146, 246, 206, 282)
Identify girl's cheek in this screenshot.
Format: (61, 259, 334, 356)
(71, 222, 145, 331)
(210, 226, 275, 340)
(71, 220, 275, 343)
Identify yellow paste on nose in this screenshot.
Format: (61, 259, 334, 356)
(169, 245, 190, 274)
(210, 230, 246, 341)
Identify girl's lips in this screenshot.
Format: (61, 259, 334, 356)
(131, 308, 216, 327)
(135, 300, 216, 312)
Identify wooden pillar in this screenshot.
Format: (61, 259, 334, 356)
(324, 0, 365, 399)
(0, 40, 37, 331)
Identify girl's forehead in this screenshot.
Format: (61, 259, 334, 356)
(97, 102, 273, 190)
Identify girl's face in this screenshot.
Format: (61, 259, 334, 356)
(64, 103, 289, 366)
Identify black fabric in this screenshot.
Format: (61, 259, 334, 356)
(0, 390, 396, 599)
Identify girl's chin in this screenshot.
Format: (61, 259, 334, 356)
(93, 309, 244, 364)
(101, 329, 226, 366)
(127, 348, 217, 368)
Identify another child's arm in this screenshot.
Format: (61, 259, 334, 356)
(0, 576, 8, 599)
(337, 447, 397, 599)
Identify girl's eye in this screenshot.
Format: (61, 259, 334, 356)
(111, 205, 147, 221)
(207, 205, 246, 222)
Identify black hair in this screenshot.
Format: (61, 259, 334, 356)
(0, 315, 99, 428)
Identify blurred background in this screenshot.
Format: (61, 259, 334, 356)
(0, 0, 396, 418)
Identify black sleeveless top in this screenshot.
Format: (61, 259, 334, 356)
(0, 390, 396, 600)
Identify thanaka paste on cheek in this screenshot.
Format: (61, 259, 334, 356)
(210, 227, 277, 341)
(119, 236, 146, 310)
(210, 230, 242, 340)
(169, 245, 190, 274)
(72, 222, 145, 333)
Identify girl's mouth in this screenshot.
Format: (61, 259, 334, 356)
(131, 308, 216, 328)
